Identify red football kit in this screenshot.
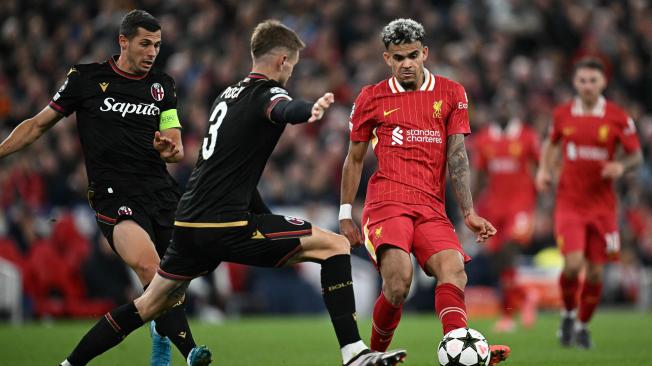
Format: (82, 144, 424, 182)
(551, 96, 640, 262)
(472, 120, 540, 251)
(349, 69, 471, 270)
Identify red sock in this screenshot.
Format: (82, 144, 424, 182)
(435, 283, 468, 335)
(578, 282, 603, 323)
(370, 292, 403, 351)
(559, 274, 579, 312)
(500, 268, 519, 316)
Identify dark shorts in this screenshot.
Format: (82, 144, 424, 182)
(87, 184, 180, 258)
(159, 214, 312, 280)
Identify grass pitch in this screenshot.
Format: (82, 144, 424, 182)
(1, 309, 650, 365)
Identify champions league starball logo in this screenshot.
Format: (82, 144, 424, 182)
(151, 83, 165, 101)
(117, 206, 133, 217)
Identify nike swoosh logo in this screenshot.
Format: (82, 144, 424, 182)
(383, 108, 400, 117)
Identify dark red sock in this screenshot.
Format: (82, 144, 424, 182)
(559, 274, 579, 312)
(435, 283, 467, 335)
(578, 281, 603, 323)
(370, 292, 403, 351)
(500, 268, 519, 316)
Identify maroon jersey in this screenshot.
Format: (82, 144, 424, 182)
(472, 120, 540, 213)
(551, 97, 640, 214)
(349, 69, 470, 214)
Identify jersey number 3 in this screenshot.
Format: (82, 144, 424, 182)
(202, 101, 228, 160)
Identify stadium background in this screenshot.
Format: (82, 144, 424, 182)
(0, 0, 651, 327)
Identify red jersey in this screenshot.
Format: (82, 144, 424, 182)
(472, 120, 540, 212)
(551, 96, 640, 214)
(349, 69, 470, 214)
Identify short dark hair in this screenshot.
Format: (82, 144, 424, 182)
(381, 18, 425, 49)
(250, 20, 305, 59)
(119, 10, 160, 39)
(573, 57, 605, 75)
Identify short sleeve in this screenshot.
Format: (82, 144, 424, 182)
(48, 66, 83, 117)
(349, 88, 376, 142)
(617, 115, 641, 153)
(446, 83, 471, 136)
(257, 84, 293, 123)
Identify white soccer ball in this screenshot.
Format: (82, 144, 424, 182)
(437, 327, 490, 366)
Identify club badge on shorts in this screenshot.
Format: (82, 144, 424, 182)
(151, 83, 165, 101)
(117, 206, 133, 217)
(284, 216, 305, 226)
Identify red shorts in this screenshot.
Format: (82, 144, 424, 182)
(482, 208, 535, 252)
(554, 209, 620, 263)
(361, 201, 470, 274)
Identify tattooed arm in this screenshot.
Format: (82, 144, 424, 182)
(447, 133, 496, 242)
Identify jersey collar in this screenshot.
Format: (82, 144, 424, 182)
(108, 55, 149, 80)
(571, 95, 606, 117)
(488, 118, 522, 139)
(247, 72, 269, 80)
(388, 68, 436, 93)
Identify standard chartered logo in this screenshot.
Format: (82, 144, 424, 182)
(391, 126, 443, 146)
(100, 97, 160, 117)
(391, 126, 404, 145)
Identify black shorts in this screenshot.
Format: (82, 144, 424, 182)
(159, 214, 312, 280)
(87, 184, 180, 258)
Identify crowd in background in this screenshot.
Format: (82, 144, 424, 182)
(0, 0, 651, 320)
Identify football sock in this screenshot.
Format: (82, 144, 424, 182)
(578, 281, 603, 323)
(155, 302, 196, 357)
(559, 273, 580, 311)
(66, 302, 144, 365)
(341, 340, 368, 365)
(370, 292, 403, 351)
(435, 283, 468, 335)
(321, 254, 362, 348)
(499, 268, 519, 316)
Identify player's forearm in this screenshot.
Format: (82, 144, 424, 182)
(538, 138, 555, 173)
(0, 118, 44, 158)
(340, 154, 364, 204)
(163, 149, 184, 163)
(618, 150, 643, 173)
(447, 134, 474, 217)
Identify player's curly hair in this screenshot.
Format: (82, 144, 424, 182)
(381, 18, 425, 49)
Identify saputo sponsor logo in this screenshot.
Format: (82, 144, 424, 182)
(100, 97, 160, 117)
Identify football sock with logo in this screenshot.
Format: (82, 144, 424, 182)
(435, 283, 468, 335)
(500, 268, 519, 316)
(370, 292, 403, 351)
(321, 254, 362, 348)
(66, 302, 144, 365)
(578, 281, 603, 323)
(155, 303, 196, 357)
(559, 273, 580, 312)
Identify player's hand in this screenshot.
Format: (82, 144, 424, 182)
(153, 131, 180, 159)
(601, 161, 625, 179)
(464, 212, 497, 243)
(308, 92, 335, 123)
(535, 168, 552, 192)
(339, 219, 363, 247)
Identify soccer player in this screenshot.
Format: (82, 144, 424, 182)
(536, 58, 642, 349)
(56, 20, 407, 366)
(339, 19, 509, 365)
(471, 98, 540, 332)
(0, 10, 204, 366)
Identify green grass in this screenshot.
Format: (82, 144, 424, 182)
(1, 310, 650, 365)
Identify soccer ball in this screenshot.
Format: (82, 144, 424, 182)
(437, 327, 490, 366)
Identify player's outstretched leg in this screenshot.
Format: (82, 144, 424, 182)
(294, 226, 406, 366)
